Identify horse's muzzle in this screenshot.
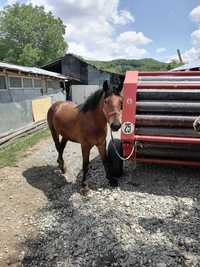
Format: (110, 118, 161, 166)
(110, 122, 121, 132)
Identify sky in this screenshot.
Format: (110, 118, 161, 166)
(1, 0, 200, 62)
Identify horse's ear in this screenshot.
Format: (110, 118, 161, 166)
(115, 78, 124, 94)
(117, 82, 123, 93)
(103, 80, 109, 93)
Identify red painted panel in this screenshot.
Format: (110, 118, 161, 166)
(121, 70, 200, 165)
(122, 142, 135, 159)
(121, 71, 138, 142)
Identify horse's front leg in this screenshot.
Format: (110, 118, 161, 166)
(80, 143, 92, 194)
(97, 141, 118, 187)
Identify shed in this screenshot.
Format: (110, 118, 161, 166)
(0, 61, 69, 103)
(43, 53, 124, 86)
(43, 53, 124, 104)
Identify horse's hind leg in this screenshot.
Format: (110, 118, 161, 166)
(47, 107, 67, 172)
(57, 137, 68, 173)
(49, 124, 60, 153)
(48, 124, 66, 173)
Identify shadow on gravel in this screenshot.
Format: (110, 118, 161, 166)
(137, 202, 200, 264)
(21, 164, 129, 266)
(76, 155, 200, 199)
(23, 165, 69, 201)
(138, 211, 200, 247)
(23, 154, 200, 200)
(20, 158, 200, 266)
(121, 162, 200, 199)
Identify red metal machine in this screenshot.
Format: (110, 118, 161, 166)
(119, 70, 200, 168)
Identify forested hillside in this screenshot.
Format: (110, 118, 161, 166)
(88, 58, 181, 74)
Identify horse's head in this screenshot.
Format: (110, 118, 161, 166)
(193, 116, 200, 132)
(102, 80, 123, 132)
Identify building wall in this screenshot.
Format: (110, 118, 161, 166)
(61, 54, 88, 84)
(44, 54, 124, 86)
(0, 89, 43, 103)
(0, 92, 65, 135)
(87, 65, 110, 86)
(72, 85, 100, 105)
(61, 55, 123, 86)
(0, 73, 63, 103)
(44, 61, 62, 73)
(0, 100, 33, 134)
(43, 54, 124, 104)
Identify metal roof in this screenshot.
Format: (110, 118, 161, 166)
(173, 60, 200, 71)
(0, 61, 67, 80)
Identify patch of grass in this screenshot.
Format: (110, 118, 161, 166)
(0, 128, 50, 168)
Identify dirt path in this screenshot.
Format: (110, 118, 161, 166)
(0, 137, 200, 266)
(0, 137, 97, 266)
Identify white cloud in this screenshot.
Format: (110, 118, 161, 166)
(181, 5, 200, 63)
(164, 53, 179, 63)
(191, 27, 200, 45)
(68, 32, 149, 61)
(0, 0, 18, 6)
(166, 48, 200, 64)
(67, 42, 94, 59)
(156, 47, 166, 53)
(182, 47, 200, 62)
(190, 5, 200, 22)
(29, 0, 134, 25)
(29, 0, 152, 60)
(7, 0, 18, 4)
(112, 10, 135, 25)
(117, 31, 152, 46)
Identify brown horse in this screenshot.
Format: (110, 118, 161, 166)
(47, 81, 123, 190)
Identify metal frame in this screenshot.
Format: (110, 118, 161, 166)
(121, 70, 200, 166)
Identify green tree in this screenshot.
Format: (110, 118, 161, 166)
(0, 3, 67, 66)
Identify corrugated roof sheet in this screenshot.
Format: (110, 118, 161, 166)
(173, 60, 200, 71)
(0, 61, 67, 79)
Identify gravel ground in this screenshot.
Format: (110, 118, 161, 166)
(1, 136, 200, 267)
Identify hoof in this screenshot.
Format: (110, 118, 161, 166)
(80, 185, 90, 196)
(60, 166, 66, 174)
(57, 160, 66, 174)
(109, 179, 119, 187)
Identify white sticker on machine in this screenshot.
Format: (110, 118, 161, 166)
(122, 122, 135, 134)
(127, 98, 133, 105)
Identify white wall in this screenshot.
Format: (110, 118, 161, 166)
(72, 85, 100, 105)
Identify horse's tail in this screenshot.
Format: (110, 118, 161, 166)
(47, 103, 61, 151)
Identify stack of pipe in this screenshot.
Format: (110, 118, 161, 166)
(134, 74, 200, 161)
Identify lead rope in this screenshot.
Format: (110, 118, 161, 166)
(110, 128, 136, 161)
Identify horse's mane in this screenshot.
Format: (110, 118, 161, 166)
(78, 82, 122, 113)
(78, 89, 104, 113)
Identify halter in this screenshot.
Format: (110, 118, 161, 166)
(110, 128, 136, 161)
